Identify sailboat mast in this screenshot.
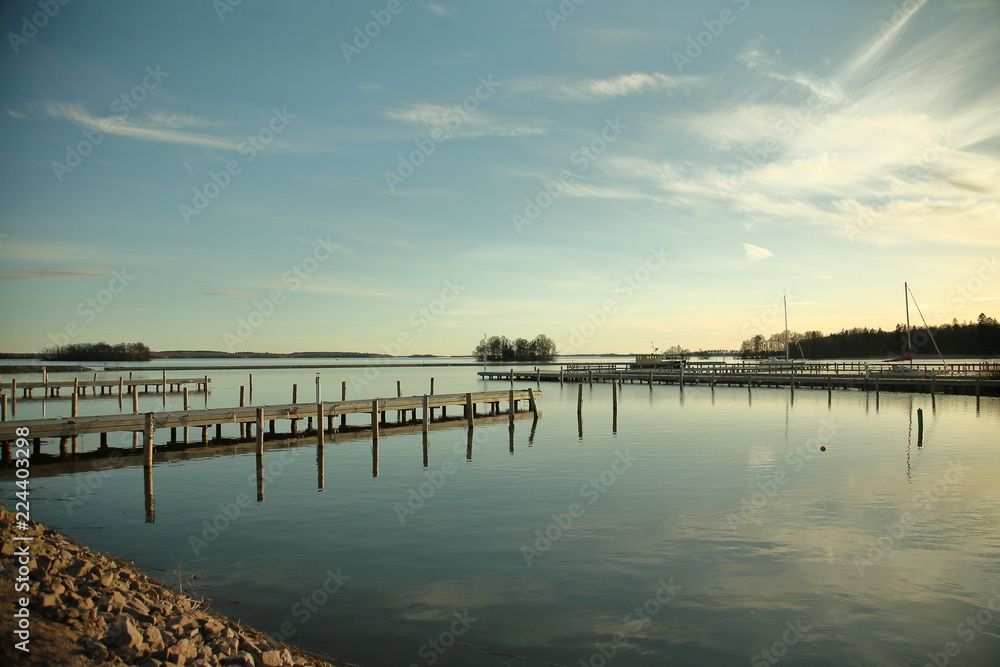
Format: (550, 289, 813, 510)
(904, 281, 912, 366)
(783, 295, 790, 361)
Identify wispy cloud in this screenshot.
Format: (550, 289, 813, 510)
(511, 72, 704, 102)
(44, 102, 238, 150)
(0, 267, 118, 282)
(383, 103, 548, 139)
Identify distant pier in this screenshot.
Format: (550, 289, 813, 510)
(479, 361, 1000, 397)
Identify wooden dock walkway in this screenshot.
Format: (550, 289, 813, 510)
(479, 363, 1000, 397)
(7, 374, 210, 399)
(0, 389, 542, 464)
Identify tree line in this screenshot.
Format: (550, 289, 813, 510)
(474, 335, 557, 362)
(738, 314, 1000, 359)
(40, 341, 152, 362)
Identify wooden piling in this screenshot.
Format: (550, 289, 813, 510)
(72, 391, 78, 418)
(317, 402, 325, 446)
(466, 392, 475, 429)
(341, 381, 347, 430)
(249, 373, 254, 400)
(422, 394, 429, 437)
(183, 387, 190, 443)
(509, 388, 515, 425)
(528, 387, 538, 418)
(239, 386, 247, 438)
(291, 384, 299, 434)
(161, 370, 166, 397)
(133, 389, 139, 415)
(1, 394, 6, 422)
(577, 384, 583, 414)
(256, 407, 264, 455)
(371, 399, 380, 445)
(917, 408, 924, 446)
(143, 412, 155, 468)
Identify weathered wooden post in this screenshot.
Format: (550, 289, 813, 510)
(509, 388, 516, 425)
(577, 384, 583, 415)
(291, 384, 299, 435)
(256, 407, 265, 455)
(341, 381, 347, 430)
(917, 408, 924, 446)
(466, 392, 475, 429)
(144, 466, 155, 524)
(72, 389, 78, 418)
(239, 385, 247, 438)
(648, 371, 653, 387)
(143, 412, 155, 468)
(528, 387, 538, 418)
(1, 394, 6, 422)
(161, 370, 167, 397)
(249, 373, 254, 401)
(371, 399, 380, 445)
(182, 387, 190, 443)
(422, 394, 430, 437)
(317, 402, 325, 446)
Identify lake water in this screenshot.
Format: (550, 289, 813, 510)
(4, 360, 1000, 666)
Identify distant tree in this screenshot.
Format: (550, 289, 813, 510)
(474, 334, 557, 362)
(40, 341, 151, 361)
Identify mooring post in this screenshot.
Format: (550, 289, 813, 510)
(466, 392, 475, 429)
(161, 370, 166, 397)
(422, 394, 430, 436)
(577, 384, 583, 415)
(917, 408, 924, 446)
(143, 412, 155, 468)
(559, 368, 564, 385)
(341, 381, 347, 430)
(536, 368, 541, 384)
(249, 373, 254, 401)
(72, 390, 78, 418)
(1, 394, 6, 422)
(10, 379, 16, 413)
(256, 407, 264, 455)
(371, 399, 380, 445)
(528, 387, 538, 418)
(239, 386, 247, 439)
(648, 371, 652, 387)
(73, 377, 79, 398)
(317, 402, 325, 446)
(612, 381, 618, 413)
(509, 388, 516, 425)
(291, 384, 299, 435)
(183, 387, 190, 443)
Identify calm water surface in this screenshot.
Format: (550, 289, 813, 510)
(4, 362, 999, 666)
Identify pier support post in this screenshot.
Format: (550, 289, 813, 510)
(256, 407, 264, 455)
(422, 394, 430, 437)
(371, 399, 380, 445)
(466, 393, 475, 429)
(917, 408, 924, 446)
(577, 384, 583, 415)
(1, 395, 6, 422)
(528, 388, 538, 418)
(317, 402, 325, 446)
(509, 388, 515, 426)
(341, 381, 347, 430)
(291, 385, 299, 435)
(183, 387, 190, 443)
(143, 412, 155, 468)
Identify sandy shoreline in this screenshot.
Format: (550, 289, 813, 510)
(0, 504, 351, 667)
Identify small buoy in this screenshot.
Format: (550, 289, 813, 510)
(820, 446, 826, 452)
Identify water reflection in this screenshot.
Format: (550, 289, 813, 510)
(6, 371, 999, 667)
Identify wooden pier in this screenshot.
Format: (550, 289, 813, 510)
(8, 374, 210, 399)
(479, 362, 1000, 397)
(0, 389, 542, 463)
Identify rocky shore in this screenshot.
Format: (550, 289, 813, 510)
(0, 505, 344, 667)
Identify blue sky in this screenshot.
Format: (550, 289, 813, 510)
(1, 0, 998, 356)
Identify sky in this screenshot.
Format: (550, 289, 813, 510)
(1, 0, 998, 356)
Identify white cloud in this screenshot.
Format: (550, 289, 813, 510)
(743, 243, 774, 261)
